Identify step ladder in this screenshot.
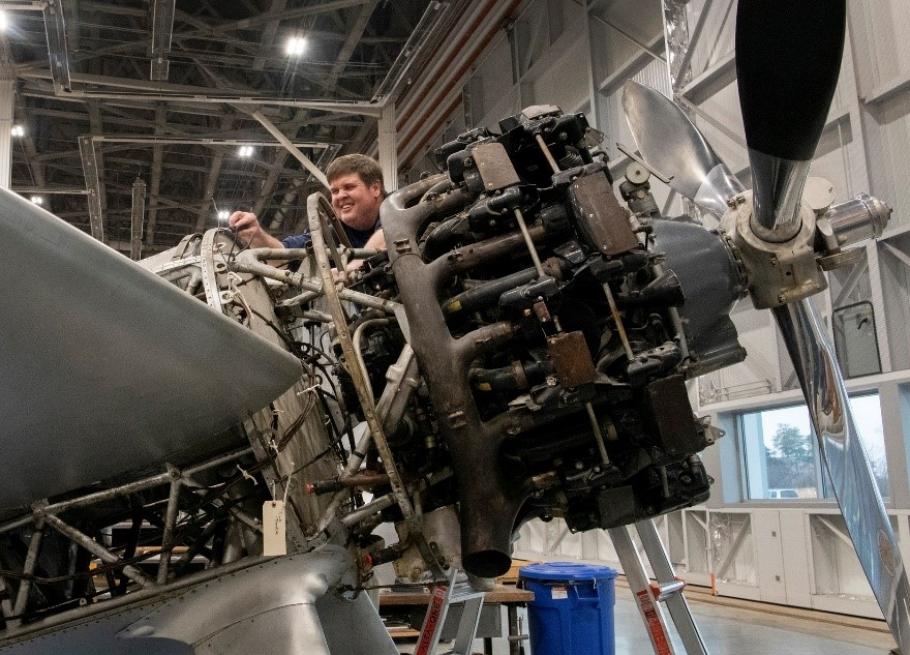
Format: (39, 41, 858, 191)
(608, 519, 709, 655)
(414, 567, 485, 655)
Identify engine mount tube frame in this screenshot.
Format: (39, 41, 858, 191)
(0, 447, 254, 535)
(306, 193, 415, 525)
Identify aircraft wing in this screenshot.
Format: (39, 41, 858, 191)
(0, 188, 301, 509)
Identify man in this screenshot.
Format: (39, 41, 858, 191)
(228, 153, 386, 253)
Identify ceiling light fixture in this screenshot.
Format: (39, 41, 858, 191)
(217, 209, 230, 222)
(29, 195, 43, 206)
(11, 125, 24, 138)
(237, 145, 254, 158)
(0, 11, 9, 33)
(285, 35, 306, 57)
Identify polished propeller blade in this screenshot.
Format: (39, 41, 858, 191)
(735, 1, 910, 647)
(736, 1, 846, 240)
(774, 302, 910, 652)
(622, 80, 743, 217)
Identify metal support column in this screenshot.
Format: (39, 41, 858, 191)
(156, 473, 181, 584)
(660, 0, 702, 221)
(0, 75, 15, 190)
(378, 103, 398, 192)
(130, 177, 146, 261)
(250, 110, 329, 190)
(636, 519, 709, 654)
(78, 136, 105, 242)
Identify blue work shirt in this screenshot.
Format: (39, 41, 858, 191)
(281, 217, 381, 249)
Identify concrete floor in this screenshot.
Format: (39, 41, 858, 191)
(615, 586, 896, 655)
(400, 585, 897, 654)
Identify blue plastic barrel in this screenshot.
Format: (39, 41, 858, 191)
(519, 561, 617, 655)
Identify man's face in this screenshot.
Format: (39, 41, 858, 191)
(329, 172, 382, 231)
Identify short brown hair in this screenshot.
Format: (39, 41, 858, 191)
(326, 154, 385, 195)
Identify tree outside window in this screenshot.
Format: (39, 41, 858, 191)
(765, 424, 817, 493)
(738, 393, 888, 501)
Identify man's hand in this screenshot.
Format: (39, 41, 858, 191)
(228, 211, 283, 249)
(363, 228, 385, 251)
(340, 229, 385, 279)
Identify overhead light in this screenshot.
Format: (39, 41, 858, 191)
(30, 195, 43, 206)
(0, 11, 8, 33)
(217, 209, 230, 222)
(237, 145, 254, 158)
(10, 125, 24, 138)
(285, 35, 306, 57)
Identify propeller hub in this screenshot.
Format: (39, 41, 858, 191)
(722, 190, 826, 309)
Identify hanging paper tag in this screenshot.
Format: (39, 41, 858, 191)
(262, 500, 287, 556)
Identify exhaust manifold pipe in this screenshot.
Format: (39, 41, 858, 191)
(382, 176, 531, 578)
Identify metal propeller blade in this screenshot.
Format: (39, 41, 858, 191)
(736, 1, 910, 648)
(736, 1, 846, 241)
(774, 302, 910, 651)
(621, 80, 743, 217)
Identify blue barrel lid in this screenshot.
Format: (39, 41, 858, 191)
(519, 561, 617, 582)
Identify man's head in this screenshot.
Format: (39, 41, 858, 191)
(326, 154, 385, 231)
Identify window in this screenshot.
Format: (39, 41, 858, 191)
(738, 393, 888, 500)
(740, 404, 820, 500)
(848, 394, 889, 498)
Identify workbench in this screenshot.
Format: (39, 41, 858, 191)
(379, 585, 534, 654)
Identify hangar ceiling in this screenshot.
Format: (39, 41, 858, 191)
(2, 0, 447, 253)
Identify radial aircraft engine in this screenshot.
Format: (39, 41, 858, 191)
(0, 1, 907, 654)
(300, 1, 910, 649)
